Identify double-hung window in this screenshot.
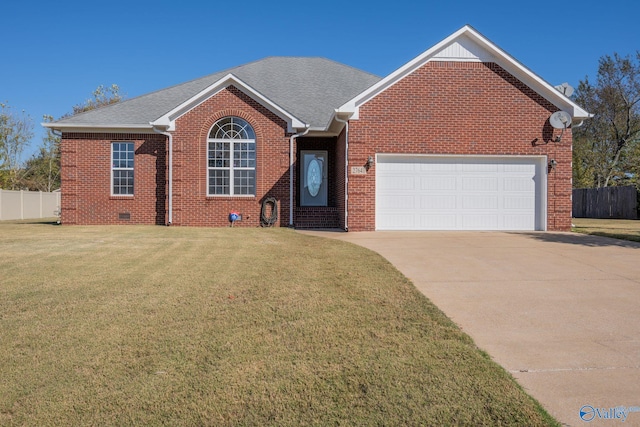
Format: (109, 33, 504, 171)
(207, 117, 256, 196)
(112, 142, 134, 195)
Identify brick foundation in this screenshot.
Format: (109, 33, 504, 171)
(295, 207, 340, 229)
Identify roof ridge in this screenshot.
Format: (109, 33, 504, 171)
(53, 56, 383, 129)
(258, 56, 381, 79)
(308, 56, 381, 79)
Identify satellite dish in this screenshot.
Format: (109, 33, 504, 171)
(550, 111, 572, 129)
(554, 82, 574, 97)
(549, 111, 572, 142)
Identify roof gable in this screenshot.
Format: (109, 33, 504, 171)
(151, 73, 306, 132)
(432, 35, 497, 62)
(338, 25, 590, 121)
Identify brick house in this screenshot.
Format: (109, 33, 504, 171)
(45, 25, 590, 231)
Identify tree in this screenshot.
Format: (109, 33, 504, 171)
(21, 85, 125, 191)
(620, 140, 640, 187)
(70, 84, 123, 115)
(573, 52, 640, 188)
(21, 115, 61, 191)
(0, 102, 34, 189)
(572, 133, 596, 189)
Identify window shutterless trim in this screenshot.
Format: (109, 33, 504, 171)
(111, 142, 134, 196)
(206, 117, 256, 196)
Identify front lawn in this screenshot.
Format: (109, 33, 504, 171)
(0, 224, 557, 426)
(572, 218, 640, 243)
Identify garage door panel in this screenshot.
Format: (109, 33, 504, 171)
(378, 175, 415, 191)
(376, 155, 544, 231)
(462, 196, 498, 210)
(420, 195, 456, 209)
(462, 176, 498, 191)
(503, 215, 536, 230)
(378, 213, 416, 229)
(418, 215, 457, 229)
(462, 215, 499, 230)
(504, 196, 534, 210)
(381, 161, 418, 171)
(420, 176, 457, 190)
(462, 162, 498, 172)
(378, 195, 415, 209)
(418, 162, 457, 172)
(503, 163, 535, 173)
(504, 177, 535, 192)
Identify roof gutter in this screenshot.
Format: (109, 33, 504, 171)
(41, 122, 155, 133)
(289, 125, 310, 226)
(151, 124, 173, 225)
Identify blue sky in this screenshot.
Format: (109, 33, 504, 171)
(3, 0, 638, 160)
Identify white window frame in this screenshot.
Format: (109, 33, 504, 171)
(111, 142, 134, 196)
(207, 117, 256, 197)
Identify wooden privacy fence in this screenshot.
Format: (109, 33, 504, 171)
(572, 186, 638, 219)
(0, 189, 61, 221)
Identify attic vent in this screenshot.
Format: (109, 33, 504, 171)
(118, 212, 131, 221)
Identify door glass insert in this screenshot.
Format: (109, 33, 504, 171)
(301, 150, 328, 206)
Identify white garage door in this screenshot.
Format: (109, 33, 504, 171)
(376, 155, 545, 231)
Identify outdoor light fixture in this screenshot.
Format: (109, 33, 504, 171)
(367, 156, 374, 168)
(549, 159, 557, 170)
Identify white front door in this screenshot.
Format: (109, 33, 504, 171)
(300, 150, 328, 206)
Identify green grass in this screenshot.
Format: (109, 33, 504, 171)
(572, 218, 640, 243)
(0, 224, 557, 426)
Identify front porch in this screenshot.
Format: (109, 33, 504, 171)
(293, 136, 345, 229)
(295, 206, 340, 229)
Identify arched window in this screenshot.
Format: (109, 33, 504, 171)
(207, 117, 256, 196)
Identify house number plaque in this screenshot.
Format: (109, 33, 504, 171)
(351, 166, 367, 175)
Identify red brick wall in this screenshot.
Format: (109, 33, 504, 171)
(60, 64, 572, 232)
(172, 86, 291, 227)
(59, 87, 293, 228)
(347, 61, 573, 231)
(60, 133, 167, 225)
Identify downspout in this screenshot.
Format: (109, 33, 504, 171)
(289, 125, 310, 227)
(334, 113, 349, 231)
(152, 125, 173, 225)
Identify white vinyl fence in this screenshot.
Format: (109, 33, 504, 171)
(0, 189, 61, 221)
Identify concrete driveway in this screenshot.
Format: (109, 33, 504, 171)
(301, 230, 640, 426)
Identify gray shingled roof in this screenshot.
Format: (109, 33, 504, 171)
(55, 57, 381, 129)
